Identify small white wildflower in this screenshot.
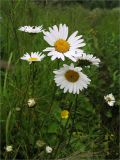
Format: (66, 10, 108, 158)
(45, 146, 53, 153)
(104, 93, 115, 106)
(18, 25, 43, 33)
(6, 145, 13, 152)
(28, 98, 36, 108)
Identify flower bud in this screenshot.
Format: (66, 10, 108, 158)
(27, 98, 36, 108)
(15, 107, 21, 111)
(45, 146, 52, 153)
(6, 145, 13, 152)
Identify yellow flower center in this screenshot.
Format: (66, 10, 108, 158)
(65, 70, 79, 82)
(54, 39, 70, 53)
(28, 57, 38, 61)
(61, 110, 69, 119)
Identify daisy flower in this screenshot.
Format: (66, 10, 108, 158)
(53, 63, 91, 94)
(20, 52, 45, 64)
(18, 25, 43, 33)
(76, 53, 100, 67)
(61, 110, 69, 119)
(43, 24, 85, 61)
(104, 93, 115, 106)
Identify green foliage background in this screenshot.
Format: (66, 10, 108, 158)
(0, 0, 119, 159)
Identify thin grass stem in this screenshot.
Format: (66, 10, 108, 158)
(3, 52, 13, 95)
(5, 110, 12, 145)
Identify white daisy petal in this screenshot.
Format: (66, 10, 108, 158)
(44, 35, 55, 46)
(64, 54, 76, 62)
(67, 31, 78, 43)
(43, 47, 55, 52)
(62, 24, 68, 40)
(51, 55, 58, 61)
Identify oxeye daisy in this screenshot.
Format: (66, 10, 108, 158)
(76, 53, 100, 67)
(104, 93, 115, 106)
(53, 63, 91, 94)
(43, 24, 85, 61)
(20, 52, 45, 64)
(18, 25, 43, 33)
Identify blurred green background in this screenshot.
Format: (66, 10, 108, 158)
(0, 0, 119, 159)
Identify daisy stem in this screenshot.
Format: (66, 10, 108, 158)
(31, 62, 35, 96)
(30, 62, 37, 97)
(52, 118, 70, 159)
(40, 83, 57, 132)
(20, 65, 32, 108)
(40, 60, 60, 131)
(52, 101, 73, 159)
(67, 94, 78, 145)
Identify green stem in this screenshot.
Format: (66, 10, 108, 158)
(30, 62, 37, 97)
(67, 94, 78, 145)
(52, 101, 73, 159)
(6, 110, 12, 145)
(3, 52, 13, 95)
(40, 60, 60, 132)
(20, 65, 32, 107)
(31, 62, 35, 97)
(40, 84, 57, 130)
(52, 95, 78, 159)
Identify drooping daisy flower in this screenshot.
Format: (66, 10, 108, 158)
(20, 52, 45, 64)
(104, 93, 115, 106)
(18, 25, 43, 33)
(53, 63, 91, 94)
(61, 110, 69, 119)
(6, 145, 13, 152)
(27, 98, 36, 107)
(46, 146, 53, 153)
(43, 24, 85, 61)
(76, 53, 100, 67)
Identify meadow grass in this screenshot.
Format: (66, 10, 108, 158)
(0, 1, 119, 159)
